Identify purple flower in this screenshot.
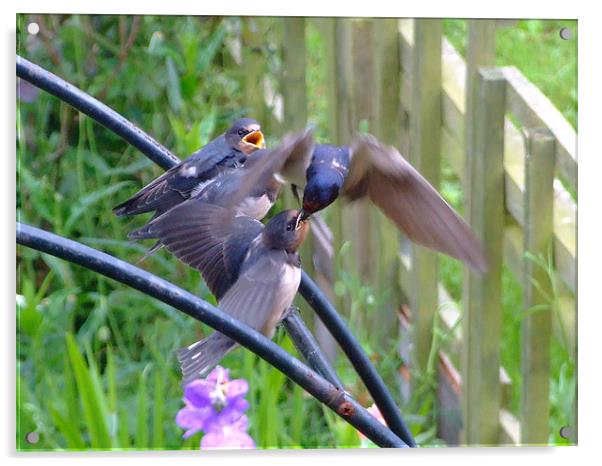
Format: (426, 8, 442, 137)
(176, 366, 255, 449)
(201, 410, 255, 449)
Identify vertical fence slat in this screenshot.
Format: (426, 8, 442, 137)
(371, 18, 404, 345)
(350, 19, 374, 283)
(320, 17, 354, 317)
(462, 67, 506, 445)
(464, 20, 497, 195)
(520, 128, 555, 444)
(409, 19, 442, 372)
(461, 27, 497, 436)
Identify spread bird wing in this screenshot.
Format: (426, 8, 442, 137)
(177, 250, 299, 383)
(113, 135, 240, 217)
(343, 134, 487, 273)
(225, 129, 315, 213)
(218, 250, 300, 336)
(129, 200, 263, 300)
(112, 166, 189, 217)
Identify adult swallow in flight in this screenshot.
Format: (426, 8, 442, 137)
(113, 117, 265, 218)
(130, 202, 309, 384)
(232, 133, 487, 273)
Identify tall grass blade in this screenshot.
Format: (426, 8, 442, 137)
(48, 405, 86, 449)
(65, 333, 112, 448)
(135, 365, 150, 449)
(152, 367, 165, 447)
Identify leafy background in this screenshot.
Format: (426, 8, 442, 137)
(16, 15, 577, 450)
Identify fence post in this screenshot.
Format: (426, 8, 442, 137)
(409, 19, 442, 372)
(319, 17, 354, 317)
(520, 128, 555, 444)
(464, 20, 497, 195)
(350, 19, 374, 283)
(461, 67, 506, 445)
(371, 18, 404, 345)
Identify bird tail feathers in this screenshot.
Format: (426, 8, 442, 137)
(177, 333, 236, 386)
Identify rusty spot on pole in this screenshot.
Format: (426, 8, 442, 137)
(338, 401, 355, 417)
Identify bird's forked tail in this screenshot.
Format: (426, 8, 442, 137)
(177, 333, 237, 386)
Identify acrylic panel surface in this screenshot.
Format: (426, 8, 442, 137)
(16, 14, 577, 450)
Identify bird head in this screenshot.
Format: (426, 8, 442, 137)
(263, 210, 309, 253)
(226, 117, 266, 154)
(299, 168, 344, 221)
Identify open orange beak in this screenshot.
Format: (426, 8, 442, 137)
(241, 130, 266, 153)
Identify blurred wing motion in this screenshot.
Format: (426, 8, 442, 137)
(113, 136, 241, 217)
(226, 128, 315, 211)
(344, 134, 487, 273)
(129, 201, 262, 300)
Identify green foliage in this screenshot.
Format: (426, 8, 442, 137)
(16, 15, 576, 451)
(16, 14, 258, 451)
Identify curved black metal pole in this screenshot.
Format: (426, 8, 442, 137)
(16, 55, 179, 171)
(15, 55, 342, 388)
(17, 223, 407, 448)
(16, 54, 415, 447)
(299, 271, 416, 447)
(281, 308, 344, 390)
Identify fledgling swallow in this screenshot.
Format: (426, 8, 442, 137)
(184, 129, 313, 220)
(130, 203, 309, 384)
(127, 129, 314, 256)
(232, 132, 487, 273)
(113, 117, 265, 218)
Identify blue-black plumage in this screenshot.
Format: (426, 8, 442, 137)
(130, 201, 310, 384)
(113, 117, 265, 218)
(301, 144, 350, 216)
(234, 132, 487, 273)
(128, 129, 314, 260)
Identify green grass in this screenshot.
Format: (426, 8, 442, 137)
(17, 15, 576, 450)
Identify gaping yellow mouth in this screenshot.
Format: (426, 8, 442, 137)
(241, 130, 265, 152)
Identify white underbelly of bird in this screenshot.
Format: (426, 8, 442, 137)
(261, 263, 301, 337)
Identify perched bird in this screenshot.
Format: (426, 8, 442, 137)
(113, 117, 265, 218)
(127, 129, 314, 255)
(172, 129, 313, 221)
(232, 133, 487, 273)
(130, 202, 309, 384)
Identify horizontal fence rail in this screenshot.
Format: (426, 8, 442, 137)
(395, 18, 576, 445)
(249, 17, 576, 446)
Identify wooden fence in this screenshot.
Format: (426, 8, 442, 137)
(230, 17, 577, 446)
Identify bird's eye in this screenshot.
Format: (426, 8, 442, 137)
(237, 128, 246, 136)
(286, 223, 294, 231)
